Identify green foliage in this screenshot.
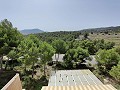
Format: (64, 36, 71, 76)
(93, 39, 105, 50)
(18, 35, 40, 77)
(63, 49, 77, 68)
(109, 62, 120, 81)
(83, 32, 89, 39)
(36, 31, 81, 43)
(67, 40, 75, 49)
(22, 76, 48, 90)
(72, 40, 97, 55)
(64, 47, 89, 68)
(104, 42, 115, 50)
(39, 42, 55, 75)
(77, 47, 89, 61)
(115, 46, 120, 55)
(93, 39, 115, 50)
(52, 39, 68, 54)
(6, 50, 18, 69)
(0, 19, 23, 55)
(79, 40, 97, 54)
(0, 19, 23, 69)
(22, 76, 32, 89)
(18, 34, 54, 76)
(39, 42, 55, 64)
(96, 49, 120, 74)
(8, 50, 17, 59)
(18, 38, 35, 66)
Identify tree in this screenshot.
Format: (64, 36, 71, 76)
(96, 49, 120, 74)
(67, 40, 74, 49)
(18, 35, 39, 78)
(79, 40, 97, 55)
(52, 39, 67, 63)
(0, 19, 22, 70)
(63, 49, 77, 68)
(93, 39, 115, 51)
(109, 62, 120, 81)
(72, 40, 97, 55)
(83, 32, 89, 39)
(94, 39, 105, 50)
(28, 45, 39, 78)
(115, 46, 120, 55)
(39, 42, 55, 76)
(64, 47, 89, 68)
(104, 42, 115, 50)
(18, 38, 31, 71)
(6, 49, 17, 70)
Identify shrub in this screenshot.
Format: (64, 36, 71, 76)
(109, 62, 120, 81)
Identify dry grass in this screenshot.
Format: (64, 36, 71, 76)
(89, 33, 120, 46)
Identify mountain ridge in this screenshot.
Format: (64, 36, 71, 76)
(79, 26, 120, 33)
(20, 28, 44, 35)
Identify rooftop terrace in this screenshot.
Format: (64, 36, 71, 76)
(48, 69, 103, 86)
(41, 69, 117, 90)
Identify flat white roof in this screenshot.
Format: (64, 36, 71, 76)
(48, 69, 103, 86)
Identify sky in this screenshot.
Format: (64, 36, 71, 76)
(0, 0, 120, 31)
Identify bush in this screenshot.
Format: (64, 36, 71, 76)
(63, 47, 89, 68)
(109, 62, 120, 82)
(96, 49, 120, 74)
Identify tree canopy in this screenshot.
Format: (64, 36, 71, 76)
(64, 47, 89, 68)
(109, 61, 120, 81)
(96, 49, 120, 74)
(0, 19, 23, 69)
(39, 42, 55, 76)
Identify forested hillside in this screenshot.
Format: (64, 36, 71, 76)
(80, 26, 120, 33)
(36, 31, 81, 43)
(36, 26, 120, 42)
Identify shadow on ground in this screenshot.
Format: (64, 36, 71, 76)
(0, 69, 19, 89)
(22, 75, 48, 90)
